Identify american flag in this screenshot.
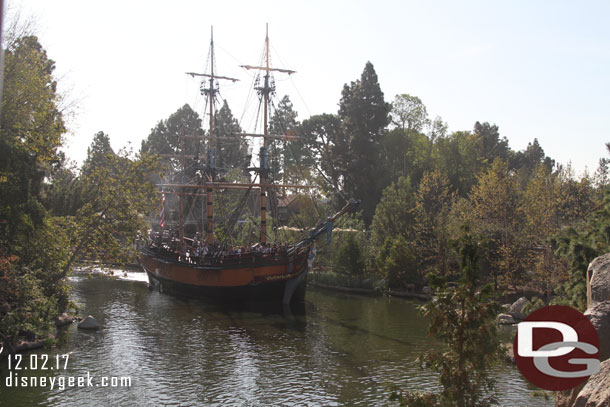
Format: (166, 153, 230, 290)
(159, 192, 166, 228)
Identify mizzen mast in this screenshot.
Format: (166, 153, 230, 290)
(240, 24, 295, 243)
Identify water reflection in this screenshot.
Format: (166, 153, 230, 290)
(0, 272, 552, 406)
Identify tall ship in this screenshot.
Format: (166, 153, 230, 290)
(140, 26, 359, 305)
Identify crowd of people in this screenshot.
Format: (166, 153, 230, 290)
(148, 230, 291, 265)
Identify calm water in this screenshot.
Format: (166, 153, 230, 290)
(0, 271, 553, 406)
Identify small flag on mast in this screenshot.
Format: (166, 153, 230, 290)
(159, 192, 166, 228)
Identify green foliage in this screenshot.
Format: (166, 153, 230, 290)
(214, 100, 248, 172)
(298, 113, 347, 198)
(0, 35, 66, 257)
(334, 233, 366, 276)
(379, 235, 420, 289)
(413, 170, 455, 276)
(391, 94, 429, 132)
(551, 187, 610, 310)
(371, 176, 416, 248)
(394, 230, 502, 407)
(0, 258, 59, 353)
(339, 62, 391, 225)
(62, 146, 159, 273)
(269, 95, 303, 183)
(140, 103, 203, 177)
(466, 159, 525, 289)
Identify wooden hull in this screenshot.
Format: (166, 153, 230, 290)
(139, 248, 310, 305)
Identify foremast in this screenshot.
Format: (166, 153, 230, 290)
(186, 27, 239, 245)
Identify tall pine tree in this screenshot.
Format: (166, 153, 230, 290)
(338, 62, 391, 225)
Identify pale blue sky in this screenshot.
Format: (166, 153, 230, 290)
(10, 0, 610, 175)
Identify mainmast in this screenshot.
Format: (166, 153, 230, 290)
(186, 27, 239, 245)
(241, 24, 295, 243)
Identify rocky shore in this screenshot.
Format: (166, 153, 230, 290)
(556, 253, 610, 407)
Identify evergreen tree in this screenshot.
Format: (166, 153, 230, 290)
(391, 230, 502, 407)
(334, 233, 366, 276)
(413, 170, 455, 276)
(370, 176, 416, 248)
(214, 100, 248, 174)
(140, 104, 204, 177)
(81, 131, 115, 176)
(339, 62, 391, 225)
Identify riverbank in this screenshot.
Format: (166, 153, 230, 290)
(0, 272, 553, 407)
(308, 270, 431, 300)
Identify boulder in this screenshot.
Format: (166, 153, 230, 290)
(77, 315, 99, 330)
(589, 253, 610, 305)
(508, 297, 530, 320)
(496, 313, 516, 325)
(574, 359, 610, 407)
(584, 301, 610, 363)
(556, 383, 586, 407)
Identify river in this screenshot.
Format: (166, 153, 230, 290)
(0, 270, 553, 406)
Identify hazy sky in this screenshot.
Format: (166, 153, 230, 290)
(9, 0, 610, 175)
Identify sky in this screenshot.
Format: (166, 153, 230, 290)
(7, 0, 610, 175)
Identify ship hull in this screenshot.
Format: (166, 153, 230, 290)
(139, 248, 310, 305)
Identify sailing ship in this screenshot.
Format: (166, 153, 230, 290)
(140, 26, 359, 305)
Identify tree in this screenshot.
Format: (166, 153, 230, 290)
(334, 233, 366, 276)
(0, 34, 70, 353)
(59, 146, 159, 278)
(0, 35, 66, 255)
(269, 95, 303, 184)
(413, 170, 455, 276)
(433, 131, 481, 197)
(472, 122, 510, 166)
(511, 138, 555, 185)
(214, 100, 248, 174)
(339, 62, 391, 225)
(467, 159, 525, 289)
(81, 131, 114, 176)
(298, 113, 348, 198)
(520, 165, 570, 304)
(392, 230, 502, 407)
(370, 176, 416, 248)
(551, 186, 610, 310)
(391, 94, 429, 132)
(379, 235, 421, 289)
(140, 104, 203, 176)
(593, 143, 610, 189)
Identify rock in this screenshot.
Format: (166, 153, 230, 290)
(422, 286, 432, 295)
(77, 315, 99, 330)
(588, 253, 610, 305)
(502, 303, 512, 312)
(55, 313, 75, 327)
(574, 359, 610, 407)
(496, 313, 516, 325)
(584, 300, 610, 363)
(556, 383, 586, 407)
(501, 342, 515, 364)
(508, 297, 531, 320)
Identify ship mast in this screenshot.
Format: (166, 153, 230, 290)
(186, 27, 239, 245)
(241, 24, 295, 243)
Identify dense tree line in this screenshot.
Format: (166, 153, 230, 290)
(139, 59, 609, 310)
(0, 32, 157, 352)
(3, 21, 608, 355)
